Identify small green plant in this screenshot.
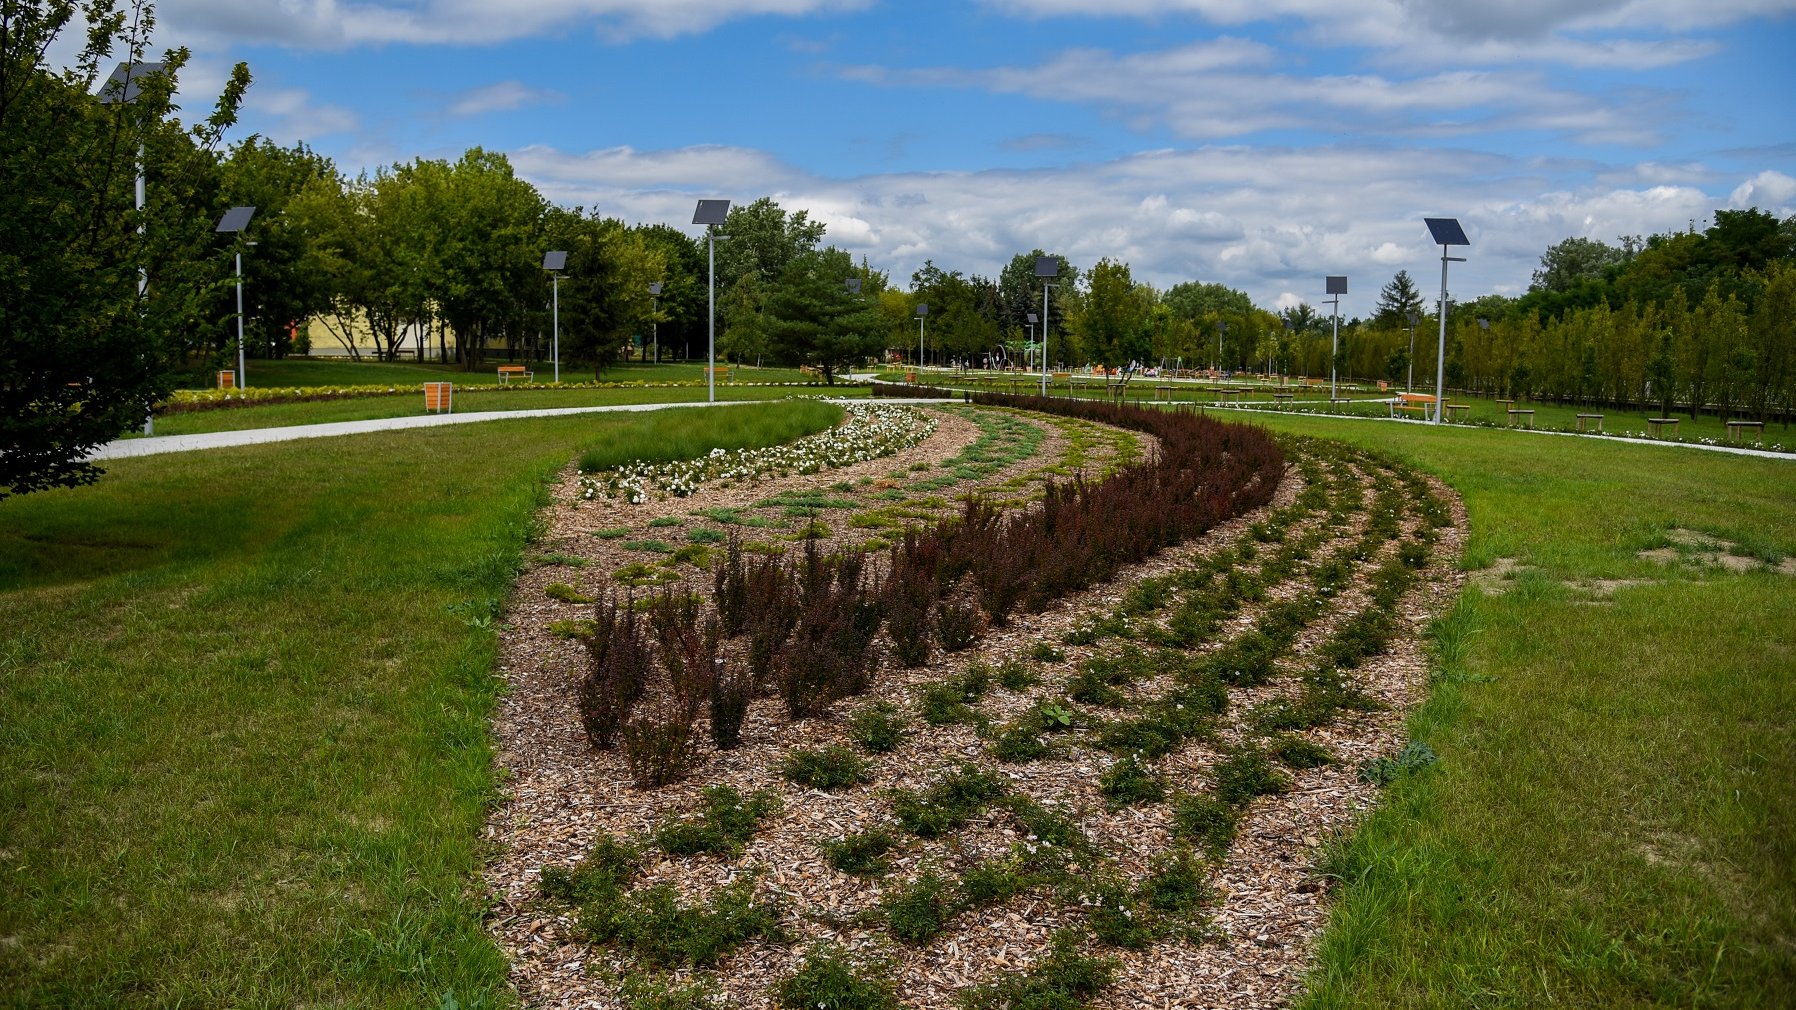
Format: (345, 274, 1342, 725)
(917, 666, 992, 725)
(1099, 754, 1165, 809)
(991, 723, 1051, 762)
(1139, 847, 1211, 915)
(1029, 643, 1066, 663)
(547, 619, 597, 640)
(1083, 879, 1156, 948)
(1212, 748, 1291, 805)
(959, 930, 1117, 1009)
(781, 745, 873, 790)
(538, 832, 639, 906)
(591, 527, 631, 539)
(613, 562, 680, 587)
(1171, 793, 1238, 858)
(648, 516, 685, 528)
(882, 869, 957, 943)
(620, 976, 719, 1010)
(545, 582, 594, 604)
(669, 543, 712, 566)
(848, 702, 908, 754)
(686, 527, 727, 544)
(776, 944, 902, 1010)
(995, 658, 1038, 691)
(534, 551, 589, 568)
(1269, 733, 1336, 769)
(620, 539, 675, 554)
(654, 785, 781, 856)
(1005, 795, 1091, 854)
(580, 875, 783, 968)
(891, 763, 1006, 837)
(1359, 740, 1439, 785)
(821, 828, 898, 876)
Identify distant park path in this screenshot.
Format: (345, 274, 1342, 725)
(85, 399, 960, 460)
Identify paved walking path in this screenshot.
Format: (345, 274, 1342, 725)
(87, 398, 956, 461)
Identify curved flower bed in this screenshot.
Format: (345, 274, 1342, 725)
(578, 404, 939, 503)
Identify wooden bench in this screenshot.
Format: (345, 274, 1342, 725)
(1576, 413, 1604, 432)
(1155, 385, 1176, 401)
(1646, 417, 1680, 438)
(1507, 409, 1536, 429)
(423, 381, 453, 414)
(496, 365, 533, 383)
(1273, 392, 1294, 404)
(1445, 404, 1470, 421)
(1726, 420, 1765, 443)
(1390, 392, 1437, 418)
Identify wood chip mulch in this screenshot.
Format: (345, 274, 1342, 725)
(482, 409, 1467, 1010)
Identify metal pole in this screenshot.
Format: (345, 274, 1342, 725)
(139, 144, 152, 434)
(652, 295, 658, 365)
(1436, 251, 1450, 423)
(1041, 284, 1051, 396)
(707, 231, 716, 403)
(1407, 319, 1416, 392)
(552, 273, 560, 383)
(235, 251, 245, 389)
(1330, 295, 1339, 400)
(918, 317, 924, 373)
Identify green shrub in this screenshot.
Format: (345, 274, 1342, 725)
(891, 763, 1006, 837)
(995, 658, 1039, 691)
(648, 516, 685, 528)
(959, 930, 1117, 1009)
(847, 702, 908, 754)
(545, 582, 594, 604)
(781, 745, 873, 790)
(991, 723, 1051, 763)
(1098, 754, 1165, 809)
(687, 527, 727, 544)
(1029, 643, 1066, 663)
(621, 539, 675, 554)
(591, 527, 630, 539)
(580, 875, 783, 968)
(620, 977, 719, 1010)
(547, 619, 597, 640)
(1269, 733, 1336, 769)
(882, 870, 957, 943)
(1139, 847, 1211, 915)
(1212, 748, 1291, 806)
(1083, 879, 1156, 949)
(538, 832, 639, 906)
(1171, 793, 1238, 858)
(959, 860, 1033, 906)
(654, 785, 781, 856)
(669, 543, 712, 567)
(821, 828, 898, 877)
(1004, 795, 1091, 855)
(776, 945, 902, 1010)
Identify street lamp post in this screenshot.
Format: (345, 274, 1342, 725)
(99, 61, 167, 433)
(693, 200, 732, 402)
(1036, 257, 1061, 396)
(543, 251, 567, 382)
(915, 304, 928, 372)
(216, 206, 257, 389)
(1325, 276, 1347, 400)
(1405, 309, 1419, 392)
(648, 281, 664, 364)
(1026, 312, 1037, 371)
(1424, 218, 1470, 423)
(1217, 320, 1228, 375)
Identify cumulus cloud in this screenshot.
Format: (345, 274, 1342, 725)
(160, 0, 872, 48)
(244, 86, 359, 140)
(1729, 171, 1796, 214)
(508, 139, 1762, 309)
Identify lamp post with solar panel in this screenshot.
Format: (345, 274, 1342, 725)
(1425, 218, 1470, 423)
(543, 251, 567, 383)
(693, 200, 731, 402)
(1406, 309, 1419, 392)
(915, 304, 928, 373)
(648, 281, 663, 364)
(98, 62, 166, 432)
(1325, 276, 1347, 400)
(216, 207, 257, 389)
(1036, 257, 1061, 396)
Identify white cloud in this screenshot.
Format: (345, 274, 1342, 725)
(1729, 170, 1796, 213)
(448, 81, 565, 117)
(160, 0, 873, 48)
(244, 86, 359, 139)
(508, 139, 1768, 309)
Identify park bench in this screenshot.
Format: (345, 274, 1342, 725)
(1726, 420, 1765, 443)
(1155, 384, 1176, 401)
(1444, 404, 1470, 421)
(1273, 392, 1294, 404)
(1507, 409, 1536, 429)
(423, 381, 453, 414)
(1646, 417, 1680, 438)
(1390, 392, 1437, 417)
(496, 365, 533, 383)
(1576, 413, 1604, 432)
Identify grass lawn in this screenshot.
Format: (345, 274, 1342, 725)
(136, 384, 868, 438)
(185, 358, 839, 390)
(0, 401, 843, 1008)
(1232, 413, 1796, 1009)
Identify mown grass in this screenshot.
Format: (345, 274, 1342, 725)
(189, 358, 840, 390)
(0, 401, 843, 1008)
(1233, 413, 1796, 1009)
(576, 399, 841, 473)
(139, 384, 866, 438)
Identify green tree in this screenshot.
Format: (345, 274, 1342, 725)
(1530, 236, 1628, 294)
(1, 0, 250, 498)
(757, 248, 886, 382)
(1074, 258, 1151, 368)
(215, 137, 336, 358)
(1374, 270, 1426, 328)
(541, 208, 663, 376)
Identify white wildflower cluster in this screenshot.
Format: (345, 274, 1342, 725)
(578, 404, 937, 503)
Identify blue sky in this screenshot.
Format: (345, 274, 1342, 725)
(134, 0, 1796, 311)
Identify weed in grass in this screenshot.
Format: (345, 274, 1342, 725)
(1099, 754, 1166, 808)
(891, 763, 1007, 837)
(776, 945, 902, 1010)
(847, 702, 908, 754)
(821, 828, 898, 877)
(581, 875, 784, 968)
(1212, 748, 1291, 805)
(781, 745, 874, 790)
(1171, 793, 1239, 859)
(882, 869, 958, 943)
(654, 784, 782, 856)
(958, 930, 1117, 1010)
(1269, 734, 1337, 769)
(1358, 740, 1439, 786)
(545, 582, 594, 604)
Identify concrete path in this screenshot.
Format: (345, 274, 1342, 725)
(88, 398, 953, 461)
